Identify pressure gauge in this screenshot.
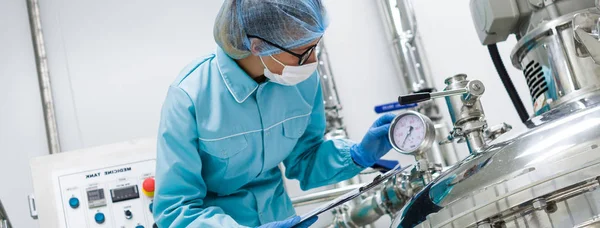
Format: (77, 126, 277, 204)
(389, 111, 436, 155)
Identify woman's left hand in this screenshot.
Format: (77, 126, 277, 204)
(350, 113, 396, 167)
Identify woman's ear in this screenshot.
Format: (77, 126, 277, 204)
(249, 38, 262, 56)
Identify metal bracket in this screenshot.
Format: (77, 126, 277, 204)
(575, 28, 600, 64)
(484, 123, 513, 142)
(28, 194, 38, 219)
(573, 12, 600, 64)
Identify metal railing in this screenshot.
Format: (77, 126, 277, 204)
(0, 200, 12, 228)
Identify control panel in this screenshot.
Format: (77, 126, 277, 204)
(58, 160, 155, 228)
(30, 138, 157, 228)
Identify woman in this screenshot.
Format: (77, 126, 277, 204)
(153, 0, 395, 227)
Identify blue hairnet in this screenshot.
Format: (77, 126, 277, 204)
(214, 0, 328, 59)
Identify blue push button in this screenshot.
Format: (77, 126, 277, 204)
(149, 202, 153, 213)
(68, 197, 79, 209)
(135, 226, 144, 228)
(94, 212, 105, 224)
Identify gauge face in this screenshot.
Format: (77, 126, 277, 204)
(389, 111, 434, 154)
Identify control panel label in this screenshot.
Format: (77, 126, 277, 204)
(85, 167, 132, 179)
(105, 167, 132, 176)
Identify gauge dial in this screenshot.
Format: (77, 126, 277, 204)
(389, 111, 436, 155)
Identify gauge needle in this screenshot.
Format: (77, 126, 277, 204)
(402, 126, 414, 147)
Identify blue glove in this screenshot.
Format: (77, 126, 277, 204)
(257, 216, 318, 228)
(350, 113, 396, 167)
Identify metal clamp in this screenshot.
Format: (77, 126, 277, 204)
(484, 123, 513, 142)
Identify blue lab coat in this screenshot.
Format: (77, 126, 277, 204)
(154, 47, 364, 227)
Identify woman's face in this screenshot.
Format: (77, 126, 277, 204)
(259, 38, 320, 75)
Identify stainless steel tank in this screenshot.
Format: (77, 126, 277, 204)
(391, 2, 600, 227)
(393, 90, 600, 227)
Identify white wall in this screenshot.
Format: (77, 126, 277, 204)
(0, 0, 536, 227)
(38, 0, 222, 151)
(0, 1, 50, 228)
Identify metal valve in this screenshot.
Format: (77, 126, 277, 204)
(399, 74, 495, 153)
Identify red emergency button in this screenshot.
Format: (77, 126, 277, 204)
(142, 177, 155, 197)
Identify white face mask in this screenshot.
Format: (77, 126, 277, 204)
(260, 56, 318, 86)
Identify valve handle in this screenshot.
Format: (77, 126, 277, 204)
(398, 93, 431, 105)
(397, 80, 484, 105)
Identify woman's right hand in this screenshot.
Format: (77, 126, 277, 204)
(257, 216, 318, 228)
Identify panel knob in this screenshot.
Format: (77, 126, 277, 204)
(135, 226, 145, 228)
(124, 210, 133, 219)
(68, 197, 79, 209)
(94, 212, 105, 224)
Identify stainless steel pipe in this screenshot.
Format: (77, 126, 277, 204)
(0, 200, 12, 228)
(377, 0, 433, 92)
(348, 195, 386, 226)
(377, 0, 460, 166)
(317, 43, 348, 140)
(317, 43, 343, 111)
(26, 0, 61, 154)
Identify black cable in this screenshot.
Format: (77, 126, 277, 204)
(487, 44, 530, 124)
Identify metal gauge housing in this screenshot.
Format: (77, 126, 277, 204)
(389, 111, 436, 155)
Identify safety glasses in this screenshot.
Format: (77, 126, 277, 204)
(248, 35, 321, 65)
